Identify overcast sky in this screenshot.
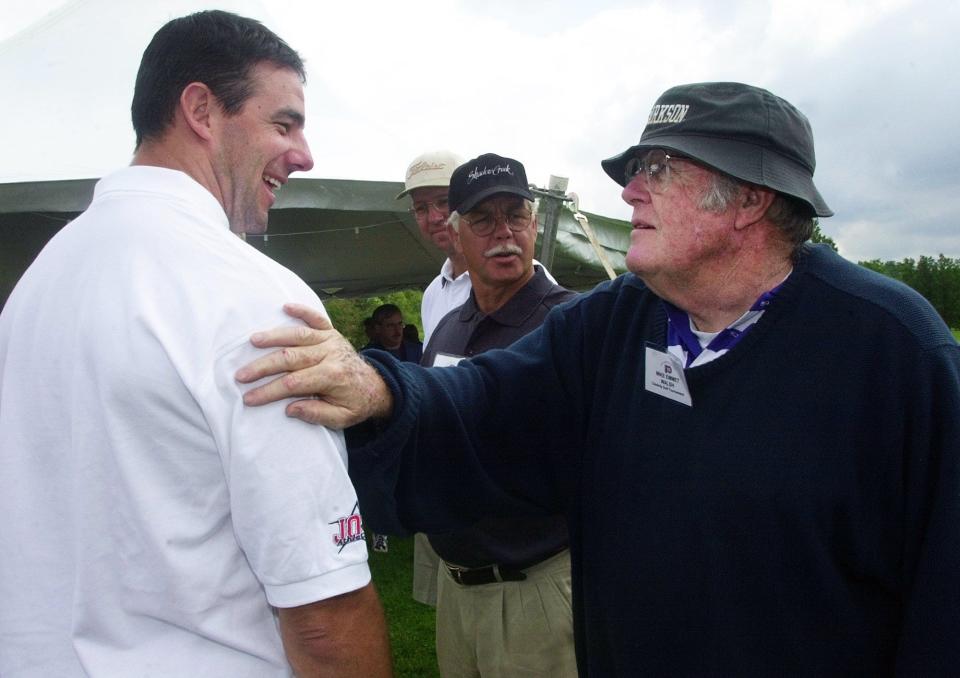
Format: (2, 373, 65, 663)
(1, 0, 957, 262)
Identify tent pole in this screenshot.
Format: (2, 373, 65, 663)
(533, 175, 568, 270)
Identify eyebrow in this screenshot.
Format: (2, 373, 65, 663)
(275, 107, 306, 129)
(475, 198, 526, 211)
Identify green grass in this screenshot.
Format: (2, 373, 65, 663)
(367, 534, 440, 677)
(953, 328, 960, 342)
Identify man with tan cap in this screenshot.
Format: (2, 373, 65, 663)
(396, 151, 468, 607)
(397, 150, 471, 347)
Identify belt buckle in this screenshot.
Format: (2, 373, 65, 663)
(447, 564, 466, 585)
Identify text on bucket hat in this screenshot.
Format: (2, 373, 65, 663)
(448, 153, 534, 215)
(601, 82, 833, 217)
(396, 150, 464, 200)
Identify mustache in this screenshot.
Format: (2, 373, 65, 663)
(483, 244, 523, 258)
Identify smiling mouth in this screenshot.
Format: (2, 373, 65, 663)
(263, 175, 283, 195)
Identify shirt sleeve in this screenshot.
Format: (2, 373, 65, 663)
(201, 337, 372, 608)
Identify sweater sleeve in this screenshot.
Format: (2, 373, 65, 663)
(346, 300, 586, 535)
(895, 341, 960, 673)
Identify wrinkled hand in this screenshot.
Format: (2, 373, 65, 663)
(235, 303, 392, 428)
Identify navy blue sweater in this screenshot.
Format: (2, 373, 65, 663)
(350, 245, 960, 676)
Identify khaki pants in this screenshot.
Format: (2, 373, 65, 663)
(412, 532, 440, 606)
(435, 550, 577, 678)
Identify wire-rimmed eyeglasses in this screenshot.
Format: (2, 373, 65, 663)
(409, 198, 450, 219)
(624, 149, 687, 193)
(461, 206, 534, 237)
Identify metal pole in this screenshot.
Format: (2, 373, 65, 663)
(535, 175, 568, 270)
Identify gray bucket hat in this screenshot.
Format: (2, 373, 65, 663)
(601, 82, 833, 217)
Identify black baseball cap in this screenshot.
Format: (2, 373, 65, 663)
(601, 82, 833, 217)
(448, 153, 534, 214)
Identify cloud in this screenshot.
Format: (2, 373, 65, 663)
(2, 0, 958, 261)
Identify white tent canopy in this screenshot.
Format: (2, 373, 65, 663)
(0, 0, 631, 305)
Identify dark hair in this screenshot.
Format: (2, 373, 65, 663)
(131, 10, 305, 148)
(372, 304, 402, 323)
(403, 323, 420, 342)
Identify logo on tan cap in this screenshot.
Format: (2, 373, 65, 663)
(396, 150, 464, 200)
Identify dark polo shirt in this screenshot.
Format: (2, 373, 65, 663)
(423, 266, 577, 568)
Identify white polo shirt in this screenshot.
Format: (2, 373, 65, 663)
(0, 167, 370, 676)
(421, 259, 472, 347)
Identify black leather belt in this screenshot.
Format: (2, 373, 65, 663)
(444, 562, 528, 586)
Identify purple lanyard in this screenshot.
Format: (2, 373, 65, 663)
(665, 285, 782, 368)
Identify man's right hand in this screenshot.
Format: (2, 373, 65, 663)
(235, 303, 393, 429)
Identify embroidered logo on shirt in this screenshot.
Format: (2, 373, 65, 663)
(330, 502, 366, 553)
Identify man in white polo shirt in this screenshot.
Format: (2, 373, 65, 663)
(0, 11, 390, 677)
(398, 150, 471, 347)
(396, 151, 467, 607)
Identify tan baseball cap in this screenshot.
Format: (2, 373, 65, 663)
(396, 150, 464, 200)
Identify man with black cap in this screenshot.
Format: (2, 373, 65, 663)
(397, 150, 559, 610)
(237, 82, 960, 675)
(419, 152, 577, 677)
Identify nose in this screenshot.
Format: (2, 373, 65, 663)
(621, 174, 649, 205)
(427, 203, 447, 223)
(491, 212, 514, 238)
(288, 134, 314, 173)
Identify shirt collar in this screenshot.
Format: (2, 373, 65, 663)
(96, 166, 230, 231)
(664, 275, 789, 367)
(440, 257, 471, 285)
(457, 266, 554, 327)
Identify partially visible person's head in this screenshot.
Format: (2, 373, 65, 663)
(446, 153, 537, 292)
(372, 304, 404, 350)
(363, 316, 378, 343)
(132, 10, 305, 148)
(403, 323, 420, 343)
(602, 82, 833, 281)
(397, 151, 463, 256)
(132, 11, 314, 236)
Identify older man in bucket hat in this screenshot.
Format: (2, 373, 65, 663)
(237, 82, 960, 675)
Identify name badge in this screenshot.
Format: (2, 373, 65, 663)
(644, 345, 692, 406)
(432, 352, 464, 367)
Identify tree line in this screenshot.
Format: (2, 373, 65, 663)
(859, 255, 960, 329)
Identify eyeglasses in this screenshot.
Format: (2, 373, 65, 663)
(461, 207, 533, 237)
(409, 198, 450, 218)
(623, 149, 686, 193)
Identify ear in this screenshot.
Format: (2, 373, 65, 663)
(450, 223, 464, 255)
(733, 185, 776, 230)
(179, 82, 216, 142)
